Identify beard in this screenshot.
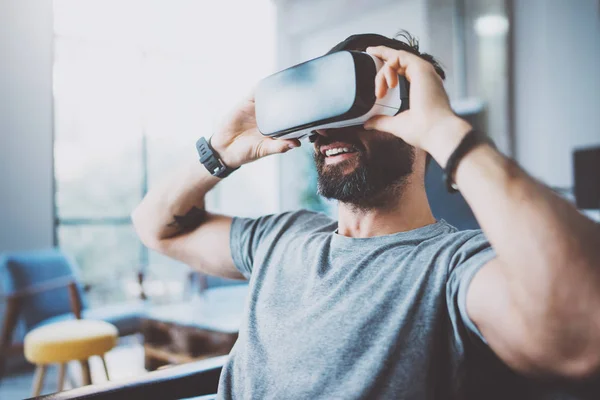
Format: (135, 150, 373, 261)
(314, 132, 415, 210)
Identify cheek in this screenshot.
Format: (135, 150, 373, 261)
(358, 130, 396, 152)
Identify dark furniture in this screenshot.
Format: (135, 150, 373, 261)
(29, 355, 226, 400)
(573, 146, 600, 210)
(142, 285, 247, 371)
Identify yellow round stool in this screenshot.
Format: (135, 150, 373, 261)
(24, 319, 118, 396)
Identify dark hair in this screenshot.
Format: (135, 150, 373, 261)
(327, 30, 446, 80)
(327, 30, 445, 170)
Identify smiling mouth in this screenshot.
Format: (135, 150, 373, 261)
(324, 147, 357, 157)
(322, 147, 359, 165)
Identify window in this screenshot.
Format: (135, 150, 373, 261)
(54, 0, 277, 306)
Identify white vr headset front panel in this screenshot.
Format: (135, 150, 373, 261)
(256, 52, 405, 140)
(278, 55, 402, 140)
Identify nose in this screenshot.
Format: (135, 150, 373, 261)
(314, 129, 329, 137)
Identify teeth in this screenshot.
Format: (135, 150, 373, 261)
(325, 147, 352, 157)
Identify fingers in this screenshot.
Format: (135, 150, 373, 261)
(363, 114, 399, 133)
(374, 64, 398, 99)
(375, 69, 388, 99)
(366, 46, 414, 70)
(260, 138, 301, 157)
(368, 46, 408, 100)
(285, 139, 301, 149)
(383, 64, 399, 89)
(366, 46, 423, 81)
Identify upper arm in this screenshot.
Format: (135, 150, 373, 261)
(467, 259, 560, 378)
(446, 234, 543, 376)
(156, 213, 245, 280)
(154, 211, 297, 281)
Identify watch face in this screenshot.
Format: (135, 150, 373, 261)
(255, 51, 376, 138)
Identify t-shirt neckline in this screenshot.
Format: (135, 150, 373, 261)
(332, 219, 449, 245)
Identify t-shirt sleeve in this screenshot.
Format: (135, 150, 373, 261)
(446, 231, 496, 346)
(229, 215, 275, 279)
(229, 211, 316, 279)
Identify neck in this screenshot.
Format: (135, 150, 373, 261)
(336, 177, 436, 238)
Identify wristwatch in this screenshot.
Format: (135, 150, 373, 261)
(195, 137, 239, 178)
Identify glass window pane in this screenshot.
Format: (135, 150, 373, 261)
(54, 139, 142, 219)
(54, 38, 143, 218)
(53, 0, 279, 310)
(58, 225, 141, 307)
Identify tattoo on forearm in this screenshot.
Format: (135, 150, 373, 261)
(167, 206, 207, 234)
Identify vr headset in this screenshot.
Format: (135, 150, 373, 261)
(255, 50, 409, 140)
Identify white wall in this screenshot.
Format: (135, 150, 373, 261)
(0, 0, 55, 252)
(514, 0, 600, 187)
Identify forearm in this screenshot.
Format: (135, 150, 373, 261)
(131, 158, 221, 245)
(427, 118, 600, 364)
(458, 144, 600, 310)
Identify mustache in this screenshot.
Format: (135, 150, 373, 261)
(313, 129, 366, 152)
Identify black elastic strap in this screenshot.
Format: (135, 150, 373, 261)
(443, 129, 494, 193)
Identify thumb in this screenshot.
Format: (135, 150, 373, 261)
(259, 138, 301, 157)
(363, 115, 399, 133)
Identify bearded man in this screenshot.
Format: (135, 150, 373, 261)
(132, 33, 600, 399)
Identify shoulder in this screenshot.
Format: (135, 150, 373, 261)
(232, 209, 335, 237)
(429, 220, 488, 248)
(425, 221, 493, 270)
(271, 209, 336, 234)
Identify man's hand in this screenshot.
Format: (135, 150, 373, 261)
(210, 90, 301, 169)
(132, 88, 303, 281)
(363, 46, 471, 167)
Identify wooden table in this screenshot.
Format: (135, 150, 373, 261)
(141, 285, 248, 371)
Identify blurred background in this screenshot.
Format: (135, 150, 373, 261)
(0, 0, 599, 397)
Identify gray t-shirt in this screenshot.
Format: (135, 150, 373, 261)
(216, 210, 587, 399)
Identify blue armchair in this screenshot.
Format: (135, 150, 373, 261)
(0, 249, 147, 380)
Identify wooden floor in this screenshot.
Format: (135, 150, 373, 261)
(0, 336, 147, 399)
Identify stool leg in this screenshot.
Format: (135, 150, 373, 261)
(79, 360, 92, 386)
(32, 365, 47, 396)
(66, 364, 78, 389)
(57, 363, 66, 392)
(101, 355, 110, 381)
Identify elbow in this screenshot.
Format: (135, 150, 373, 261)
(520, 332, 600, 381)
(131, 207, 166, 253)
(552, 350, 600, 381)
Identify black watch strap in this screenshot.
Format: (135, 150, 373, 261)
(443, 129, 494, 193)
(196, 137, 239, 178)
